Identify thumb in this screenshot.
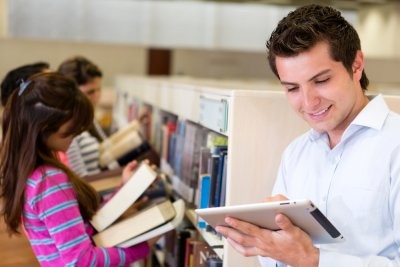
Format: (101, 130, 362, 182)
(275, 213, 293, 230)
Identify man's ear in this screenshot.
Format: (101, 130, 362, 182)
(352, 50, 364, 81)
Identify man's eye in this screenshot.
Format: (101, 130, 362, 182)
(315, 78, 329, 84)
(287, 87, 299, 92)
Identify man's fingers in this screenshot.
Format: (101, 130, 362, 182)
(215, 225, 252, 246)
(226, 238, 259, 257)
(275, 213, 293, 231)
(264, 194, 288, 202)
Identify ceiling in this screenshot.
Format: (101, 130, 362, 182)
(203, 0, 398, 9)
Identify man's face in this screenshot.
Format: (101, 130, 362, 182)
(275, 41, 366, 142)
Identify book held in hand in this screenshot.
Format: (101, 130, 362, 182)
(90, 162, 158, 232)
(92, 199, 176, 247)
(117, 199, 186, 247)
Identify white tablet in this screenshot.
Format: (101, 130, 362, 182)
(195, 199, 344, 244)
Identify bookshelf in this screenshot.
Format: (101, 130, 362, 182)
(113, 75, 309, 267)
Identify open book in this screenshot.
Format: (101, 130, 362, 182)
(99, 120, 151, 168)
(93, 199, 185, 247)
(90, 162, 185, 247)
(117, 199, 185, 247)
(90, 162, 158, 232)
(93, 199, 176, 247)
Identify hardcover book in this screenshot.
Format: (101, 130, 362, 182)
(92, 199, 176, 247)
(117, 199, 186, 247)
(90, 162, 158, 232)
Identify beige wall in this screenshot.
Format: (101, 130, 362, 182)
(172, 48, 400, 89)
(172, 48, 275, 80)
(0, 0, 7, 38)
(0, 38, 148, 88)
(358, 3, 400, 59)
(365, 58, 400, 87)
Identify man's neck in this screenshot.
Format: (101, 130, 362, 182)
(328, 94, 370, 149)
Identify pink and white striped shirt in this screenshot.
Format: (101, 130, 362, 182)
(23, 166, 149, 266)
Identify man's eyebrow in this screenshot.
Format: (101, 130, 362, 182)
(280, 69, 331, 86)
(308, 69, 330, 82)
(280, 81, 297, 87)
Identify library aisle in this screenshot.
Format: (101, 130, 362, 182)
(0, 218, 39, 267)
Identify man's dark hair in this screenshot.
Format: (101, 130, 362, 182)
(267, 4, 369, 91)
(0, 62, 50, 106)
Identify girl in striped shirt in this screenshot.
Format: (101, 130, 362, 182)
(58, 56, 108, 177)
(0, 72, 151, 266)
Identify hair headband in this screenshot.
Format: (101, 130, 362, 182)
(18, 79, 31, 96)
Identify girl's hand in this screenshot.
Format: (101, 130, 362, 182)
(121, 159, 157, 184)
(121, 160, 139, 184)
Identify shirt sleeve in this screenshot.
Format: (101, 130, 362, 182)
(258, 256, 282, 267)
(31, 170, 149, 266)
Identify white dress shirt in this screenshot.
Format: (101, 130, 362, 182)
(260, 95, 400, 267)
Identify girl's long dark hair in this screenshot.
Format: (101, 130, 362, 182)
(0, 72, 100, 234)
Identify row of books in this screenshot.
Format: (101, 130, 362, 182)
(115, 96, 228, 263)
(197, 145, 228, 229)
(126, 100, 230, 212)
(149, 108, 228, 206)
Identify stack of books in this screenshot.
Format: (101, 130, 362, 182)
(90, 162, 185, 247)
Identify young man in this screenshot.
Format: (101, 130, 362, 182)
(216, 4, 400, 267)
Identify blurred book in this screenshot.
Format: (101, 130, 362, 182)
(118, 199, 185, 247)
(92, 199, 176, 247)
(193, 241, 218, 267)
(90, 162, 157, 232)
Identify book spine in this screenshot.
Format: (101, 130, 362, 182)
(198, 175, 211, 229)
(219, 154, 228, 207)
(205, 255, 223, 267)
(207, 155, 220, 208)
(213, 149, 227, 207)
(116, 141, 151, 166)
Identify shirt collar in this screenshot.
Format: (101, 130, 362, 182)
(308, 94, 389, 141)
(351, 94, 389, 130)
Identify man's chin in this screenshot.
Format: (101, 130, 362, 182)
(307, 122, 329, 133)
